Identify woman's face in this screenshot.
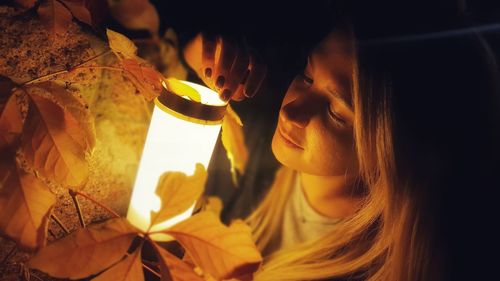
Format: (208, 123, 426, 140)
(271, 29, 358, 176)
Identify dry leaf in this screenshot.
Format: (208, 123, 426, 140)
(1, 76, 17, 112)
(150, 163, 207, 229)
(204, 196, 223, 217)
(60, 0, 92, 25)
(21, 90, 90, 187)
(0, 160, 56, 251)
(14, 0, 36, 9)
(221, 105, 248, 185)
(29, 218, 138, 279)
(0, 89, 24, 136)
(93, 246, 144, 281)
(107, 29, 138, 60)
(38, 0, 73, 37)
(165, 211, 262, 280)
(122, 58, 164, 101)
(152, 242, 203, 281)
(165, 78, 201, 102)
(108, 0, 159, 36)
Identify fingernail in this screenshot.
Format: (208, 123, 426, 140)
(204, 68, 212, 78)
(244, 87, 256, 98)
(216, 76, 225, 89)
(221, 89, 231, 101)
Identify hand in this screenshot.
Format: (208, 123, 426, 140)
(183, 33, 267, 101)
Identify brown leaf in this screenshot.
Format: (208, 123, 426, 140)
(165, 212, 262, 280)
(221, 105, 248, 185)
(109, 0, 159, 36)
(93, 247, 144, 281)
(29, 218, 138, 279)
(0, 159, 56, 251)
(60, 0, 92, 25)
(150, 163, 207, 229)
(14, 0, 36, 9)
(38, 0, 73, 37)
(152, 242, 203, 281)
(107, 29, 138, 60)
(21, 91, 88, 187)
(204, 196, 223, 217)
(121, 58, 164, 101)
(0, 75, 17, 112)
(0, 89, 24, 136)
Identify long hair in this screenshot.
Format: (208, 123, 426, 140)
(246, 18, 499, 281)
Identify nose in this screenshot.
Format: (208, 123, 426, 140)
(281, 93, 320, 129)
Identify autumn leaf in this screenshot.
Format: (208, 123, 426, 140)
(29, 218, 138, 279)
(150, 163, 207, 229)
(14, 0, 36, 9)
(21, 85, 92, 187)
(0, 89, 24, 140)
(121, 58, 164, 101)
(0, 158, 56, 251)
(60, 0, 92, 26)
(38, 0, 73, 37)
(0, 75, 17, 112)
(152, 242, 203, 281)
(164, 211, 262, 280)
(93, 246, 144, 281)
(165, 78, 201, 102)
(107, 29, 138, 60)
(221, 105, 248, 185)
(204, 196, 223, 217)
(109, 0, 159, 36)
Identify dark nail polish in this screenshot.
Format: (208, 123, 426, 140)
(244, 87, 256, 98)
(216, 76, 225, 89)
(204, 68, 212, 78)
(221, 89, 231, 101)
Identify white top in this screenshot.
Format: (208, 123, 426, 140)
(280, 173, 343, 249)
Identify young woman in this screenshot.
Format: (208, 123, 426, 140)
(183, 10, 499, 281)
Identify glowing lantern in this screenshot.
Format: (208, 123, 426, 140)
(127, 79, 226, 240)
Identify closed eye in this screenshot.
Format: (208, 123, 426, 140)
(298, 72, 313, 85)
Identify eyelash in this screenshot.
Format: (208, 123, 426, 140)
(298, 72, 346, 125)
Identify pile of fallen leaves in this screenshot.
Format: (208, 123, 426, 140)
(1, 0, 257, 280)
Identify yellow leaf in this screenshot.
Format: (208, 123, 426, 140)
(107, 29, 138, 60)
(21, 86, 93, 187)
(152, 242, 203, 281)
(29, 218, 138, 279)
(165, 212, 262, 280)
(204, 196, 223, 217)
(0, 160, 56, 251)
(221, 105, 248, 185)
(165, 78, 201, 102)
(109, 0, 159, 36)
(150, 163, 207, 229)
(38, 0, 73, 37)
(0, 89, 24, 136)
(122, 59, 164, 101)
(93, 247, 144, 281)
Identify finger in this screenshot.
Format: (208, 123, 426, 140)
(221, 47, 250, 101)
(214, 37, 237, 91)
(202, 32, 217, 79)
(230, 85, 247, 101)
(244, 53, 267, 98)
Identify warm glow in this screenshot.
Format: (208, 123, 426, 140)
(127, 81, 225, 240)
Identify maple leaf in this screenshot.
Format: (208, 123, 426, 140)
(0, 154, 56, 251)
(29, 218, 138, 279)
(60, 0, 92, 26)
(152, 242, 203, 281)
(93, 246, 144, 281)
(121, 58, 164, 101)
(164, 211, 262, 280)
(21, 84, 94, 187)
(150, 163, 207, 229)
(108, 0, 159, 36)
(107, 29, 138, 60)
(38, 0, 73, 37)
(221, 105, 248, 185)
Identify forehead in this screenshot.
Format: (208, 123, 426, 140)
(310, 30, 355, 102)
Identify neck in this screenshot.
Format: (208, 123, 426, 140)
(300, 172, 364, 219)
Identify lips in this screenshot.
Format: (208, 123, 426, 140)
(278, 124, 303, 149)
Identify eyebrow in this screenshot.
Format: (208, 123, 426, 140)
(326, 86, 353, 111)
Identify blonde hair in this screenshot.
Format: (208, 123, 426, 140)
(245, 33, 444, 281)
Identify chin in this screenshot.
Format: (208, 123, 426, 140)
(271, 131, 304, 171)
